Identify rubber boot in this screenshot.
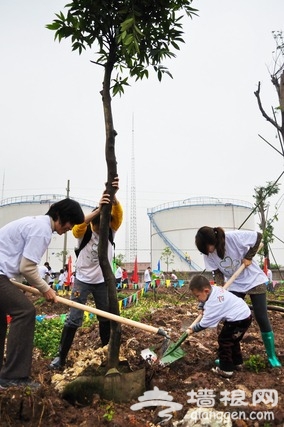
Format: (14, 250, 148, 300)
(261, 331, 282, 368)
(49, 325, 77, 369)
(99, 321, 110, 347)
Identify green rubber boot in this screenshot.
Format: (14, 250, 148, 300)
(261, 331, 282, 368)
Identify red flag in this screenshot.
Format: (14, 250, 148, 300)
(66, 255, 73, 285)
(263, 257, 268, 276)
(131, 256, 139, 284)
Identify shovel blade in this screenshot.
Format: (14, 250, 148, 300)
(159, 345, 186, 365)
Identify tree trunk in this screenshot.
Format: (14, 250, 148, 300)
(98, 53, 121, 370)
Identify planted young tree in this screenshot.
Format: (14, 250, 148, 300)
(160, 246, 175, 273)
(47, 1, 197, 373)
(253, 181, 280, 267)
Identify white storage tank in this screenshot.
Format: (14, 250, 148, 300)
(147, 196, 255, 273)
(0, 194, 96, 272)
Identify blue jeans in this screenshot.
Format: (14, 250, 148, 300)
(64, 278, 109, 328)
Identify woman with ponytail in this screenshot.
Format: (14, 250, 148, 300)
(195, 226, 281, 369)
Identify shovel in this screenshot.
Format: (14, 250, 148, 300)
(10, 280, 170, 340)
(144, 263, 247, 366)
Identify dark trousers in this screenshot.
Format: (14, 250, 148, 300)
(230, 291, 271, 332)
(218, 315, 252, 372)
(0, 276, 36, 379)
(65, 279, 110, 345)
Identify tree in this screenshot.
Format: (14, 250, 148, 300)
(160, 246, 175, 273)
(114, 253, 125, 267)
(253, 31, 284, 270)
(253, 181, 280, 268)
(47, 0, 198, 371)
(254, 31, 284, 156)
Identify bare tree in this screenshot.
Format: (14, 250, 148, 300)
(254, 30, 284, 155)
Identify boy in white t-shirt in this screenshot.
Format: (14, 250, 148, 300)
(187, 275, 252, 378)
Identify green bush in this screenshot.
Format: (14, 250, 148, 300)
(34, 314, 96, 357)
(244, 355, 266, 373)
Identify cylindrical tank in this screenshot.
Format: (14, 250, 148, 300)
(0, 194, 96, 272)
(147, 196, 255, 273)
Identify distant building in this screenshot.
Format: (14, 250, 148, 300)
(148, 196, 255, 272)
(0, 194, 96, 272)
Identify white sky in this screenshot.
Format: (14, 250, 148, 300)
(1, 0, 284, 264)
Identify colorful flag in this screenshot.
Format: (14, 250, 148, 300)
(66, 255, 73, 285)
(263, 257, 268, 276)
(131, 256, 139, 284)
(157, 259, 161, 272)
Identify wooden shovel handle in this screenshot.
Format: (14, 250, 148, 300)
(10, 280, 166, 336)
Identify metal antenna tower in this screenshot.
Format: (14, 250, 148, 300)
(130, 115, 137, 262)
(124, 176, 130, 262)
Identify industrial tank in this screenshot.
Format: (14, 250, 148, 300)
(0, 194, 95, 272)
(147, 196, 255, 273)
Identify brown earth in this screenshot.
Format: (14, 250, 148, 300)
(1, 286, 284, 427)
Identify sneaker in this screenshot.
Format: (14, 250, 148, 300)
(211, 367, 233, 378)
(49, 356, 64, 370)
(0, 377, 41, 389)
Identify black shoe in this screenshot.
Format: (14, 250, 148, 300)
(0, 377, 41, 389)
(49, 356, 64, 370)
(211, 367, 233, 378)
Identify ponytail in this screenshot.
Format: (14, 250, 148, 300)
(195, 226, 225, 258)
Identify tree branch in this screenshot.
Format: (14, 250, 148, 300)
(254, 81, 282, 132)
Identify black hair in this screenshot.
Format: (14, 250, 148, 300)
(46, 199, 84, 226)
(91, 207, 113, 227)
(195, 226, 225, 258)
(189, 275, 211, 291)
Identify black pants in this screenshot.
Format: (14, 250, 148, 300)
(230, 291, 271, 332)
(0, 275, 36, 379)
(218, 315, 252, 372)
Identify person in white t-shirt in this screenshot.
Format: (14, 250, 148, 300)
(44, 262, 55, 287)
(38, 265, 50, 283)
(115, 265, 123, 289)
(0, 198, 84, 389)
(144, 267, 152, 291)
(266, 268, 274, 293)
(50, 178, 123, 370)
(195, 226, 281, 368)
(188, 275, 252, 378)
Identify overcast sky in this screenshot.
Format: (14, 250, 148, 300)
(1, 0, 284, 264)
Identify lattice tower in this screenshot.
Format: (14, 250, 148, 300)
(129, 118, 137, 263)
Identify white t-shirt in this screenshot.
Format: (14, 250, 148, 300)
(204, 230, 268, 293)
(0, 215, 52, 278)
(75, 230, 115, 284)
(38, 265, 49, 282)
(115, 266, 122, 280)
(199, 285, 251, 329)
(144, 269, 151, 282)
